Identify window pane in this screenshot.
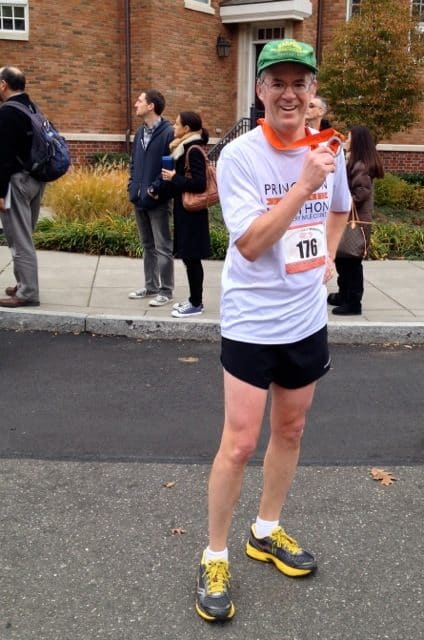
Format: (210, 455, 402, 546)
(15, 18, 25, 30)
(3, 18, 13, 29)
(15, 7, 25, 18)
(3, 6, 13, 17)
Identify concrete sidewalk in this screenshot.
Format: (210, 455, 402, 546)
(1, 245, 424, 342)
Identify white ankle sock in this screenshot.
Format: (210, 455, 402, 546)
(204, 546, 228, 563)
(254, 516, 279, 539)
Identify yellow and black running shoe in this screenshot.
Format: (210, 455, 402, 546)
(195, 553, 235, 622)
(245, 524, 317, 577)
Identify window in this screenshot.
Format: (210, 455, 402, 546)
(0, 1, 28, 40)
(412, 0, 424, 30)
(256, 27, 285, 42)
(184, 0, 214, 15)
(347, 0, 361, 18)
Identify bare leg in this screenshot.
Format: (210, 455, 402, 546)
(208, 370, 268, 551)
(258, 382, 317, 521)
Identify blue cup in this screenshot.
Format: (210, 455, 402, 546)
(162, 155, 175, 170)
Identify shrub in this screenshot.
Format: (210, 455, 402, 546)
(43, 166, 133, 222)
(369, 223, 424, 259)
(374, 173, 424, 210)
(89, 152, 130, 168)
(393, 172, 424, 187)
(34, 216, 142, 257)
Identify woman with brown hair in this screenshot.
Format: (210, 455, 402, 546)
(161, 111, 211, 318)
(328, 125, 384, 315)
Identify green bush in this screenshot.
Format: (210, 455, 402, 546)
(369, 223, 424, 259)
(393, 172, 424, 187)
(33, 216, 230, 260)
(34, 216, 142, 257)
(374, 173, 424, 210)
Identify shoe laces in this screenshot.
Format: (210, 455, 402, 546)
(270, 527, 302, 555)
(203, 560, 231, 595)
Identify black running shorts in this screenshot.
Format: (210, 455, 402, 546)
(220, 326, 330, 390)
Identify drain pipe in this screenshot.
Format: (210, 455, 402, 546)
(316, 0, 324, 65)
(124, 0, 132, 155)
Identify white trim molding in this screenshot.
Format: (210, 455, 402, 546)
(220, 0, 312, 24)
(377, 144, 424, 152)
(62, 133, 127, 142)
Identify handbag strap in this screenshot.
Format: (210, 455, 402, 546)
(349, 200, 373, 228)
(184, 144, 207, 174)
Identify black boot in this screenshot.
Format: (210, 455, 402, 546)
(332, 302, 362, 316)
(327, 292, 345, 306)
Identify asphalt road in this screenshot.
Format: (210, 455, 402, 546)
(1, 331, 423, 640)
(1, 330, 423, 465)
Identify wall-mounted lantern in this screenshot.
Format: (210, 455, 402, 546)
(216, 34, 231, 58)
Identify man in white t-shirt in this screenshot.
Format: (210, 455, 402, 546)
(195, 39, 351, 623)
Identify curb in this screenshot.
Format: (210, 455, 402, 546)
(2, 308, 424, 344)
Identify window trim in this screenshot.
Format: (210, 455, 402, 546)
(0, 0, 29, 40)
(184, 0, 215, 16)
(346, 0, 361, 19)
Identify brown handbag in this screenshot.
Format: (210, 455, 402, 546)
(336, 201, 370, 259)
(182, 145, 219, 212)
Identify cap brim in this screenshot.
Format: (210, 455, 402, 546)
(258, 59, 318, 75)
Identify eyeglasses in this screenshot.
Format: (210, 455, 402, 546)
(261, 79, 313, 96)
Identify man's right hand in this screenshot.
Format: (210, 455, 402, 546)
(0, 197, 6, 213)
(297, 146, 337, 195)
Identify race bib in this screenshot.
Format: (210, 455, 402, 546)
(283, 222, 326, 274)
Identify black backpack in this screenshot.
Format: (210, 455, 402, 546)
(2, 100, 71, 182)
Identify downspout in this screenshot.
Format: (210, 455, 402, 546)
(124, 0, 132, 155)
(316, 0, 324, 66)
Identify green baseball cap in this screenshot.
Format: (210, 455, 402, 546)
(257, 39, 318, 75)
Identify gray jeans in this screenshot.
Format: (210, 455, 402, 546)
(135, 201, 174, 297)
(0, 172, 45, 302)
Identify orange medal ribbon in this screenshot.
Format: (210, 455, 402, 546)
(258, 118, 344, 155)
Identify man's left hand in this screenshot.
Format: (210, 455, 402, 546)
(0, 197, 6, 213)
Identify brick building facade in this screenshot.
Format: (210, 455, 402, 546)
(1, 0, 423, 171)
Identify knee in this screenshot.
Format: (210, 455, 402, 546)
(219, 435, 257, 466)
(277, 417, 306, 447)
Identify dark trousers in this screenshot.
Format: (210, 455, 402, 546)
(182, 258, 204, 307)
(334, 256, 364, 304)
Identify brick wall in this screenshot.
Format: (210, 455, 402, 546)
(379, 151, 424, 173)
(0, 0, 124, 132)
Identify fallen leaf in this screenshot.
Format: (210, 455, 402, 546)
(370, 467, 397, 486)
(163, 481, 176, 489)
(178, 357, 199, 363)
(171, 527, 186, 535)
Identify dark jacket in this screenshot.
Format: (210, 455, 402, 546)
(169, 141, 211, 260)
(0, 92, 34, 198)
(348, 160, 373, 244)
(128, 118, 174, 209)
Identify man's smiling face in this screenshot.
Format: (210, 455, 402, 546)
(257, 62, 317, 139)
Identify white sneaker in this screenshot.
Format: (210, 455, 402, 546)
(128, 288, 158, 300)
(149, 294, 173, 307)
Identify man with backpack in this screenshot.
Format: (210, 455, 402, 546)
(0, 66, 45, 307)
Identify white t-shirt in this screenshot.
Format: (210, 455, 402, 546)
(217, 125, 351, 345)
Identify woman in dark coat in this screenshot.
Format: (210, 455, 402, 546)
(161, 111, 211, 318)
(328, 125, 384, 315)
